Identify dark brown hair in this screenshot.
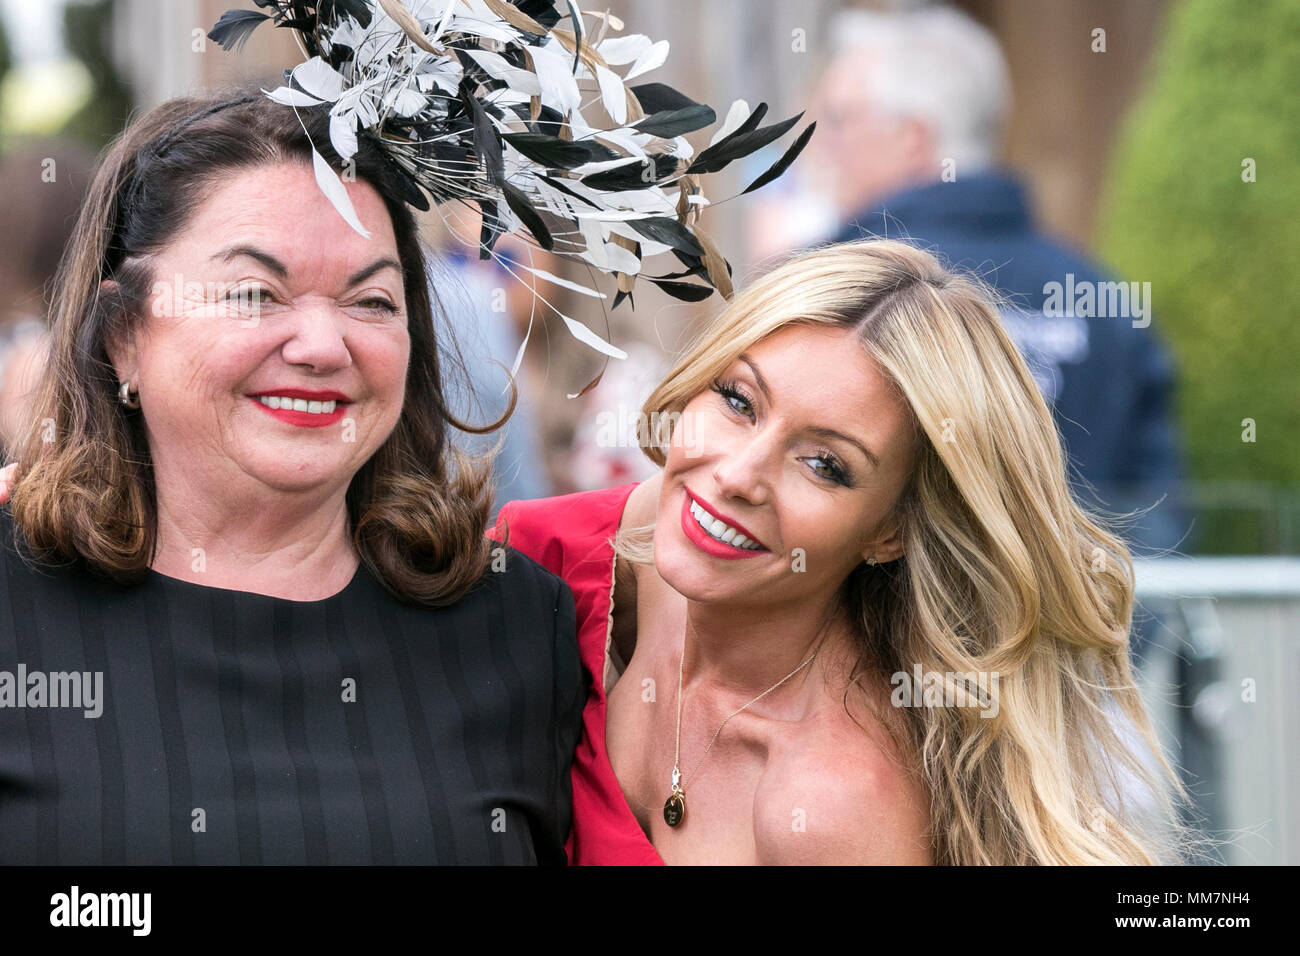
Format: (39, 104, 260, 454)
(9, 87, 512, 606)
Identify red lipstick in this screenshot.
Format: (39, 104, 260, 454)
(248, 388, 351, 429)
(680, 488, 769, 560)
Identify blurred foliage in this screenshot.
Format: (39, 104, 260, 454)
(1097, 0, 1300, 554)
(0, 15, 11, 86)
(59, 0, 132, 148)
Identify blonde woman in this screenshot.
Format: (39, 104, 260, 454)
(0, 238, 1196, 865)
(487, 238, 1199, 865)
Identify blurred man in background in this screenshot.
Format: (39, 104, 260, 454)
(803, 6, 1188, 568)
(747, 4, 1192, 664)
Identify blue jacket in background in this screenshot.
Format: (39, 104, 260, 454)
(829, 170, 1189, 558)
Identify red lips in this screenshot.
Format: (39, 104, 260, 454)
(685, 487, 767, 549)
(248, 388, 352, 402)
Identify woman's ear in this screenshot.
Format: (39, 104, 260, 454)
(862, 519, 905, 565)
(99, 279, 138, 382)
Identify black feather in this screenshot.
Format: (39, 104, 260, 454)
(566, 0, 583, 74)
(479, 198, 503, 259)
(629, 83, 704, 115)
(539, 175, 601, 208)
(503, 132, 619, 169)
(629, 217, 704, 257)
(580, 154, 677, 191)
(463, 89, 504, 186)
(516, 0, 562, 30)
(687, 110, 804, 176)
(647, 278, 713, 301)
(741, 122, 816, 195)
(631, 105, 717, 139)
(502, 181, 554, 250)
(208, 9, 271, 52)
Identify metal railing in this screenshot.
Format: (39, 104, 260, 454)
(1133, 556, 1300, 864)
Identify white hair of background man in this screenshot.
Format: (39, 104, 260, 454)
(829, 4, 1013, 172)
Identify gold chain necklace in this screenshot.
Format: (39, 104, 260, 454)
(662, 623, 820, 828)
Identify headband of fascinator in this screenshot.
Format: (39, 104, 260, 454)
(207, 0, 814, 363)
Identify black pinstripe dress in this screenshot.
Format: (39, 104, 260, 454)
(0, 507, 583, 865)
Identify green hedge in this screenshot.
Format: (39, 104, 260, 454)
(1096, 0, 1300, 553)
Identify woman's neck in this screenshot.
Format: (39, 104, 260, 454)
(680, 595, 857, 707)
(150, 473, 358, 600)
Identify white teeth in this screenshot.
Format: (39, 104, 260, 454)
(689, 500, 762, 551)
(258, 396, 340, 414)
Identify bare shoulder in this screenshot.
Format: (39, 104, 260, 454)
(620, 471, 661, 532)
(753, 703, 933, 865)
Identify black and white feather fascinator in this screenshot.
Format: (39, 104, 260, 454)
(208, 0, 814, 364)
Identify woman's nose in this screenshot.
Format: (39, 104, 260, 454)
(711, 430, 775, 505)
(279, 303, 352, 371)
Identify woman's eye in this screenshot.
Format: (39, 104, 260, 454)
(711, 379, 754, 419)
(804, 453, 851, 486)
(226, 285, 271, 309)
(357, 298, 398, 313)
(727, 393, 752, 417)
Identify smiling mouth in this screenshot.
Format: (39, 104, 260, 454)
(255, 395, 345, 415)
(249, 394, 350, 428)
(685, 492, 768, 551)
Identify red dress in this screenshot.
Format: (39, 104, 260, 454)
(488, 483, 666, 865)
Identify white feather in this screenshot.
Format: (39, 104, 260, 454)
(330, 107, 359, 160)
(592, 127, 648, 158)
(560, 313, 628, 360)
(595, 64, 627, 126)
(570, 155, 643, 176)
(709, 99, 750, 147)
(530, 42, 582, 114)
(596, 34, 652, 65)
(312, 148, 371, 239)
(264, 86, 325, 108)
(625, 40, 668, 80)
(464, 49, 542, 95)
(293, 57, 347, 102)
(514, 263, 607, 298)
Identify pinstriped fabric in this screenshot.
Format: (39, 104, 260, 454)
(77, 592, 124, 863)
(270, 600, 328, 864)
(141, 583, 194, 864)
(0, 506, 583, 865)
(2, 540, 55, 862)
(210, 587, 262, 864)
(321, 591, 394, 864)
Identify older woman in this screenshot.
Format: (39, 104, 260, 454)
(0, 91, 582, 865)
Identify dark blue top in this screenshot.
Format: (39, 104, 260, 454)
(0, 507, 583, 865)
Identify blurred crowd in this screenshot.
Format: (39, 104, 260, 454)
(1, 4, 1188, 564)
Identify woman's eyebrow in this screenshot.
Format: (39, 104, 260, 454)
(211, 245, 402, 286)
(213, 245, 287, 278)
(346, 257, 403, 286)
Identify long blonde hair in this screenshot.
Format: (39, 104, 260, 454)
(625, 238, 1206, 864)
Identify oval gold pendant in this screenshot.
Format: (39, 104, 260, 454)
(663, 790, 686, 828)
